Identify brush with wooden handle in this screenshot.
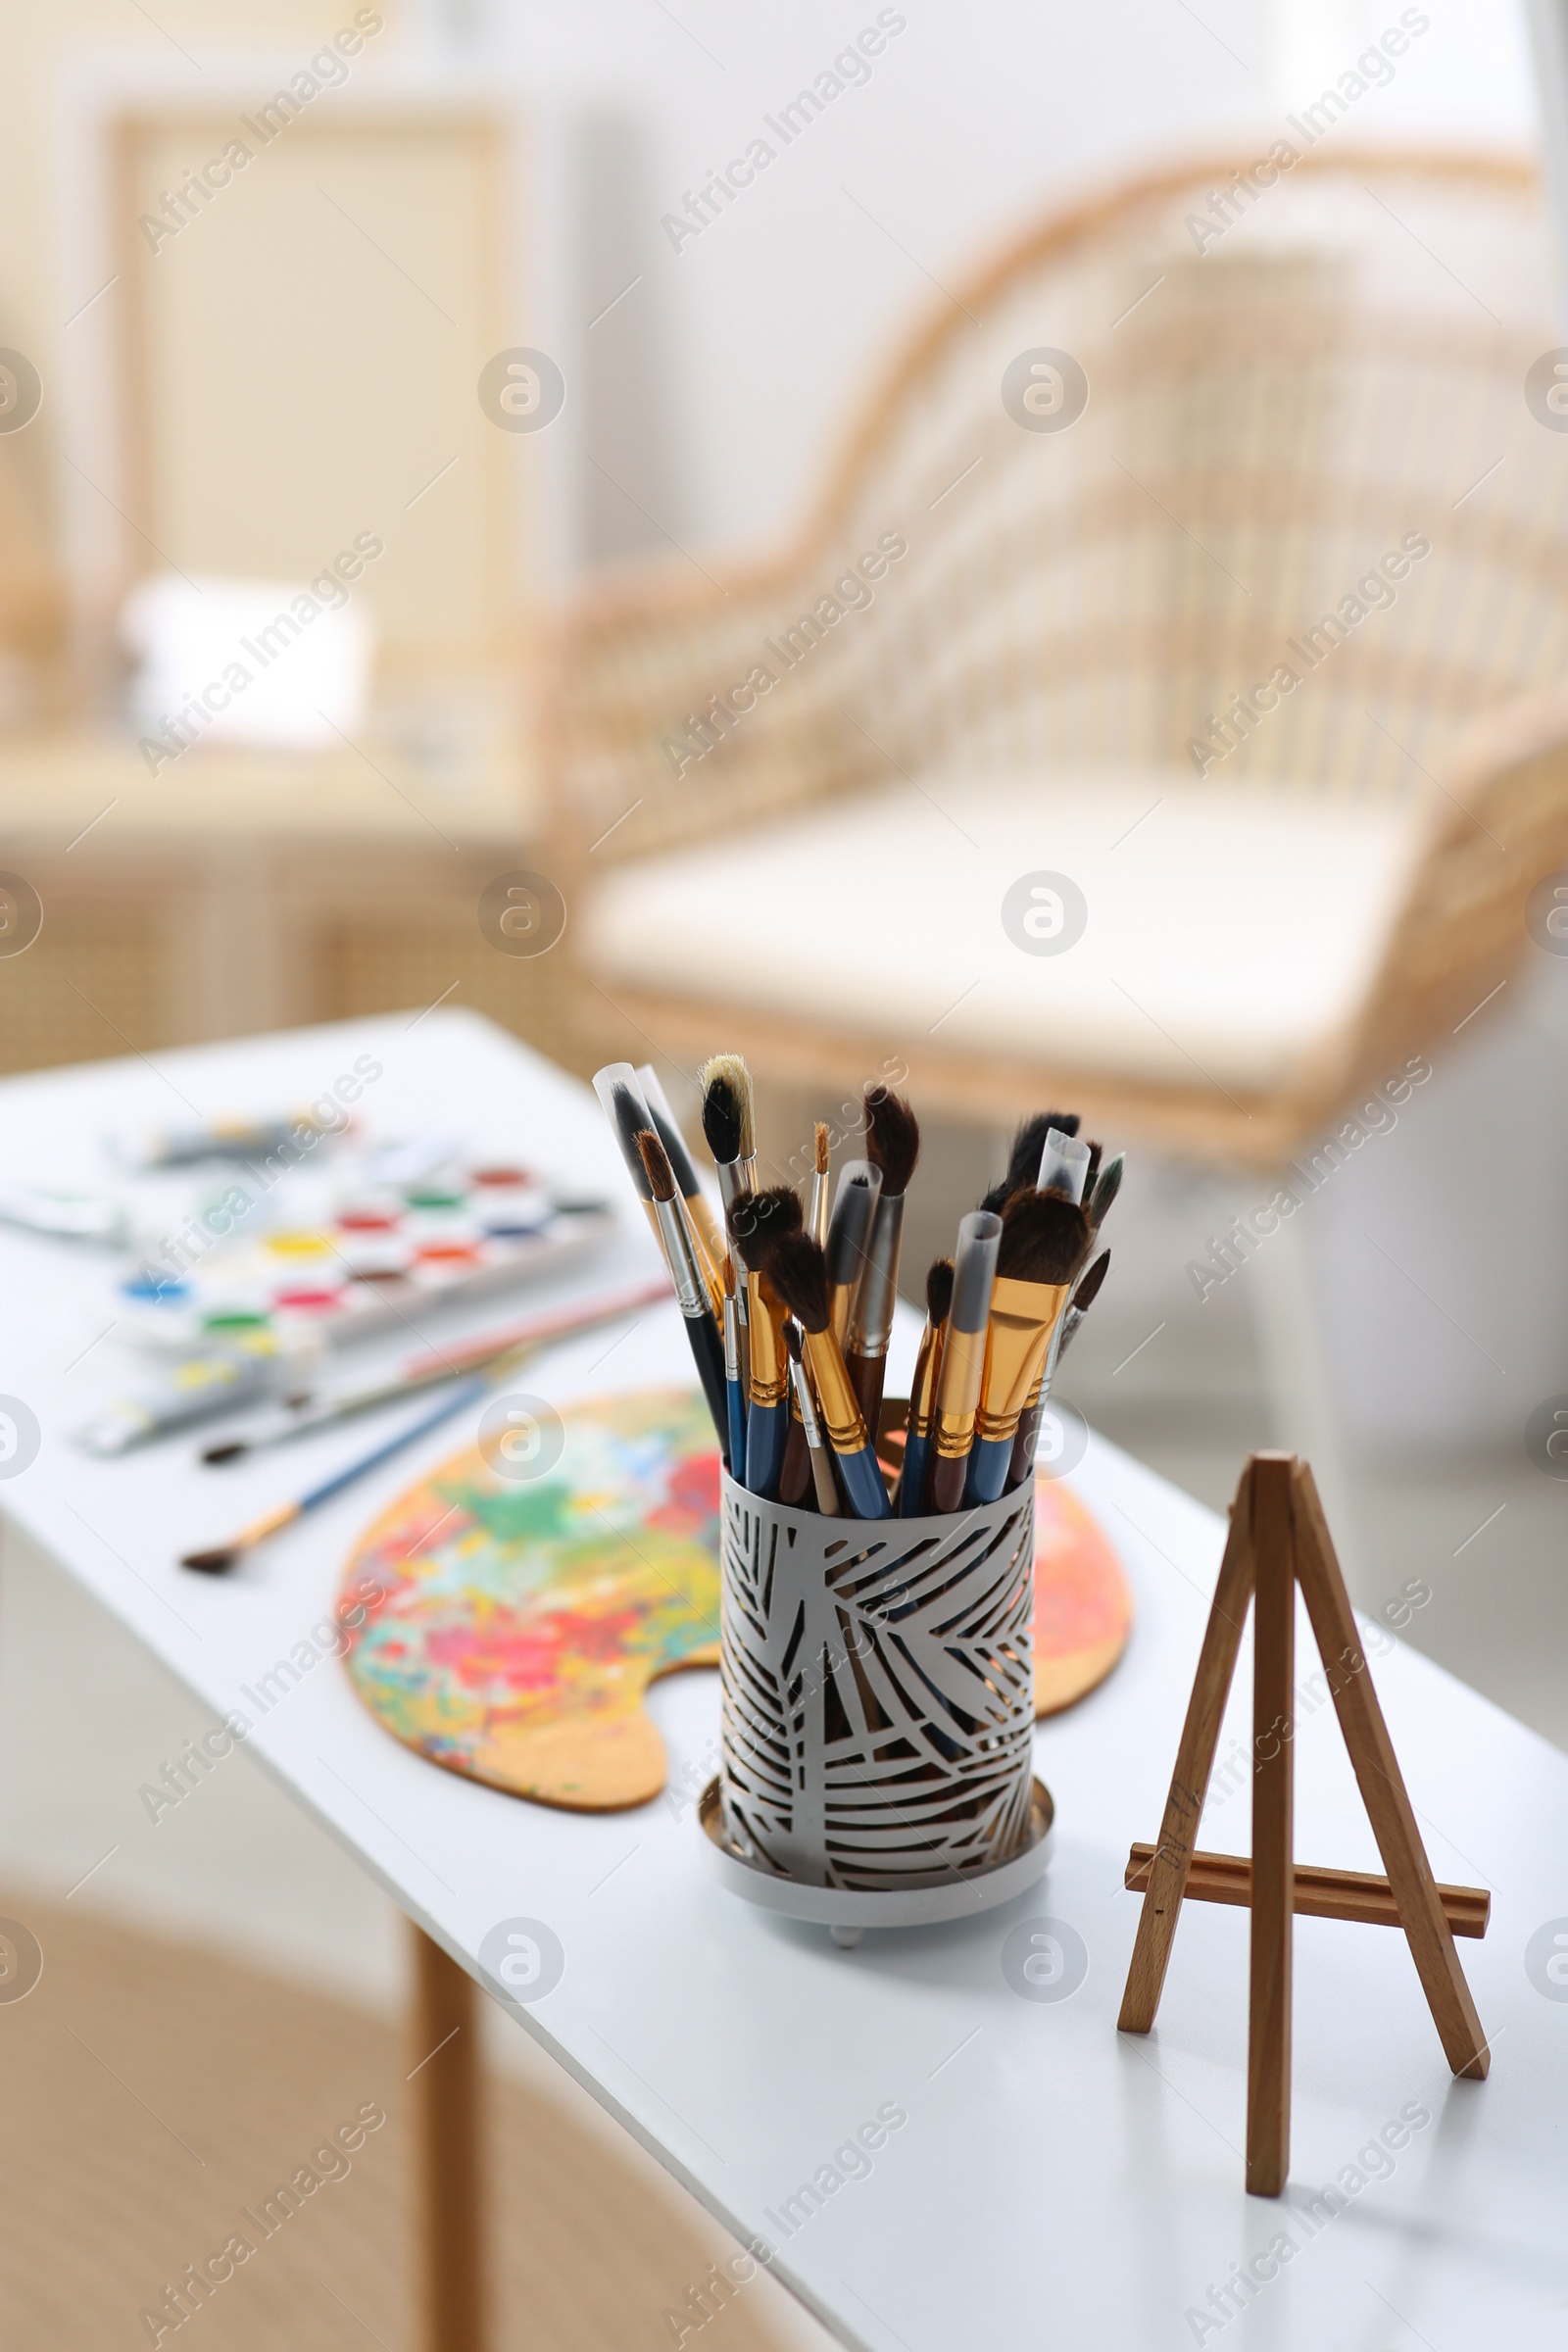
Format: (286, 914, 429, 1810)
(763, 1229, 890, 1520)
(927, 1210, 1003, 1513)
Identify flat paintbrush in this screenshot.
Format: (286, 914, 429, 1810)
(763, 1229, 890, 1520)
(824, 1159, 880, 1349)
(1037, 1125, 1092, 1202)
(964, 1190, 1091, 1505)
(726, 1185, 801, 1499)
(897, 1256, 953, 1516)
(1008, 1246, 1111, 1490)
(927, 1210, 1003, 1512)
(847, 1085, 919, 1435)
(981, 1111, 1079, 1215)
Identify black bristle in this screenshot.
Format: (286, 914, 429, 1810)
(700, 1072, 744, 1167)
(612, 1085, 656, 1199)
(763, 1229, 832, 1334)
(201, 1441, 247, 1465)
(1082, 1141, 1102, 1200)
(863, 1085, 920, 1199)
(1005, 1110, 1079, 1193)
(727, 1183, 803, 1264)
(997, 1188, 1092, 1286)
(925, 1256, 955, 1327)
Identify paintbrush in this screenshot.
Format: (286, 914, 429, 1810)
(1081, 1141, 1102, 1201)
(1037, 1125, 1092, 1201)
(927, 1210, 1003, 1513)
(726, 1186, 801, 1498)
(721, 1260, 747, 1477)
(636, 1130, 730, 1453)
(763, 1230, 890, 1519)
(847, 1086, 920, 1435)
(1007, 1247, 1111, 1490)
(1088, 1152, 1124, 1227)
(980, 1111, 1080, 1214)
(824, 1159, 881, 1349)
(806, 1122, 831, 1247)
(181, 1347, 530, 1573)
(201, 1275, 673, 1463)
(964, 1190, 1092, 1505)
(897, 1256, 953, 1516)
(1057, 1248, 1110, 1361)
(637, 1064, 728, 1286)
(785, 1319, 839, 1514)
(700, 1053, 758, 1394)
(699, 1054, 760, 1232)
(600, 1067, 722, 1318)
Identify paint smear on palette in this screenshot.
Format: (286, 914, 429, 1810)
(1032, 1475, 1133, 1717)
(341, 1389, 1131, 1813)
(342, 1389, 721, 1813)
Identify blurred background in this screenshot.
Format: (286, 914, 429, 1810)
(3, 1, 1566, 2344)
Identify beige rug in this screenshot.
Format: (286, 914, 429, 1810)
(0, 1900, 796, 2350)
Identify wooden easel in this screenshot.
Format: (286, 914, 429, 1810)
(1117, 1452, 1490, 2197)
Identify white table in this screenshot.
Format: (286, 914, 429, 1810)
(1, 1010, 1563, 2351)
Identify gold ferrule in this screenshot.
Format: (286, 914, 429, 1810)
(801, 1328, 869, 1454)
(907, 1318, 946, 1441)
(746, 1271, 789, 1409)
(687, 1193, 728, 1300)
(973, 1277, 1072, 1446)
(932, 1320, 988, 1459)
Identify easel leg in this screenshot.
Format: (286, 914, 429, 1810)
(1291, 1465, 1490, 2080)
(1118, 1469, 1255, 2034)
(410, 1923, 487, 2352)
(1248, 1454, 1295, 2196)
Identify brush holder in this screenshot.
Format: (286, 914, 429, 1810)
(701, 1463, 1052, 1938)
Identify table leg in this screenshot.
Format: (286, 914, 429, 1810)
(410, 1923, 487, 2352)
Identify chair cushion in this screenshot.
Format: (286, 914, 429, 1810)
(579, 770, 1431, 1093)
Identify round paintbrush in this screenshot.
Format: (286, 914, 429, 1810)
(848, 1085, 920, 1435)
(897, 1254, 954, 1516)
(965, 1188, 1092, 1505)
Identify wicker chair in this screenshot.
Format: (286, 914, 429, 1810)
(551, 151, 1568, 1175)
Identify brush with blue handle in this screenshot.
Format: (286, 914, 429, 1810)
(726, 1184, 803, 1499)
(761, 1227, 891, 1520)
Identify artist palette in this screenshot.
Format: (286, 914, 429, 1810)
(118, 1160, 614, 1352)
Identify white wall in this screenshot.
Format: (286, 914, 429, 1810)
(451, 0, 1541, 562)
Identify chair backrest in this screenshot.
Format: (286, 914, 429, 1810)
(560, 152, 1567, 864)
